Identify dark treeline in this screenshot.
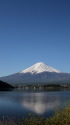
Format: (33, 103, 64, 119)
(15, 83, 70, 90)
(0, 80, 14, 90)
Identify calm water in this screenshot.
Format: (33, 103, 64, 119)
(0, 89, 70, 119)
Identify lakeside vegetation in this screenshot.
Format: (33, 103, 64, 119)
(15, 83, 70, 90)
(0, 107, 70, 125)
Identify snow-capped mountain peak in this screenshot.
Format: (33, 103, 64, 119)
(20, 62, 61, 74)
(1, 62, 70, 85)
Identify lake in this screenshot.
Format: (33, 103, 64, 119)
(0, 89, 70, 120)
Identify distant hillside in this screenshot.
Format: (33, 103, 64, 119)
(0, 80, 14, 90)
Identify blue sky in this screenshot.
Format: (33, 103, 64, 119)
(0, 0, 70, 76)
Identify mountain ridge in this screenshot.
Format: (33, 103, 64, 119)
(20, 62, 62, 74)
(0, 62, 70, 85)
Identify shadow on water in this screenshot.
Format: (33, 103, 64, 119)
(0, 88, 14, 91)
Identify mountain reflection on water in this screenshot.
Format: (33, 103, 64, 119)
(0, 90, 70, 118)
(21, 92, 60, 114)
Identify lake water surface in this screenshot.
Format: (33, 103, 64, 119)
(0, 90, 70, 119)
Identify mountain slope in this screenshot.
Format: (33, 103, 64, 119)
(0, 62, 70, 85)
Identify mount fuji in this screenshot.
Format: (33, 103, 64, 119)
(20, 62, 62, 74)
(0, 62, 70, 85)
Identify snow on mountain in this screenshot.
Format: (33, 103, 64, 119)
(0, 62, 70, 85)
(20, 62, 62, 74)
